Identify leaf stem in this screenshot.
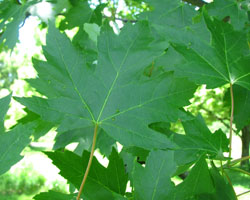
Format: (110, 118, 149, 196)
(77, 124, 98, 200)
(228, 83, 234, 164)
(237, 190, 250, 197)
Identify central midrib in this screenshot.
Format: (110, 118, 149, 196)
(96, 31, 140, 123)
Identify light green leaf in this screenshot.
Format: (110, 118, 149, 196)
(16, 21, 197, 150)
(45, 149, 128, 200)
(133, 150, 176, 200)
(84, 23, 100, 44)
(172, 10, 250, 89)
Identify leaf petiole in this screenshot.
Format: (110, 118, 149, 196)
(77, 124, 99, 200)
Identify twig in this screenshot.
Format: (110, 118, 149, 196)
(237, 190, 250, 197)
(115, 17, 137, 23)
(77, 124, 98, 200)
(200, 106, 231, 130)
(103, 15, 137, 23)
(228, 83, 234, 164)
(182, 0, 207, 7)
(229, 155, 250, 167)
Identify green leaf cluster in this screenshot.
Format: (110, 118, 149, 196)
(0, 0, 250, 199)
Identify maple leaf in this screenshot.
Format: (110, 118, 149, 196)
(16, 21, 197, 150)
(171, 10, 250, 90)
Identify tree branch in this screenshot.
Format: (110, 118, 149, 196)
(182, 0, 207, 7)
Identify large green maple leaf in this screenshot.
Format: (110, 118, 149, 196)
(16, 21, 197, 150)
(172, 11, 250, 90)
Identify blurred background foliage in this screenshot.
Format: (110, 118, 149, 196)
(0, 0, 250, 199)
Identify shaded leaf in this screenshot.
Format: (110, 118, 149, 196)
(199, 164, 237, 200)
(133, 150, 176, 200)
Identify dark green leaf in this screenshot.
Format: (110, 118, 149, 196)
(199, 164, 237, 200)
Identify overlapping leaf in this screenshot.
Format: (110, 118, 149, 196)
(16, 108, 54, 140)
(53, 127, 116, 157)
(140, 0, 196, 29)
(59, 0, 104, 30)
(167, 157, 215, 200)
(173, 114, 229, 165)
(206, 0, 248, 30)
(45, 148, 128, 200)
(0, 0, 39, 50)
(33, 190, 76, 200)
(172, 11, 250, 89)
(0, 93, 11, 133)
(133, 150, 176, 200)
(225, 85, 250, 130)
(16, 21, 197, 150)
(0, 94, 35, 175)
